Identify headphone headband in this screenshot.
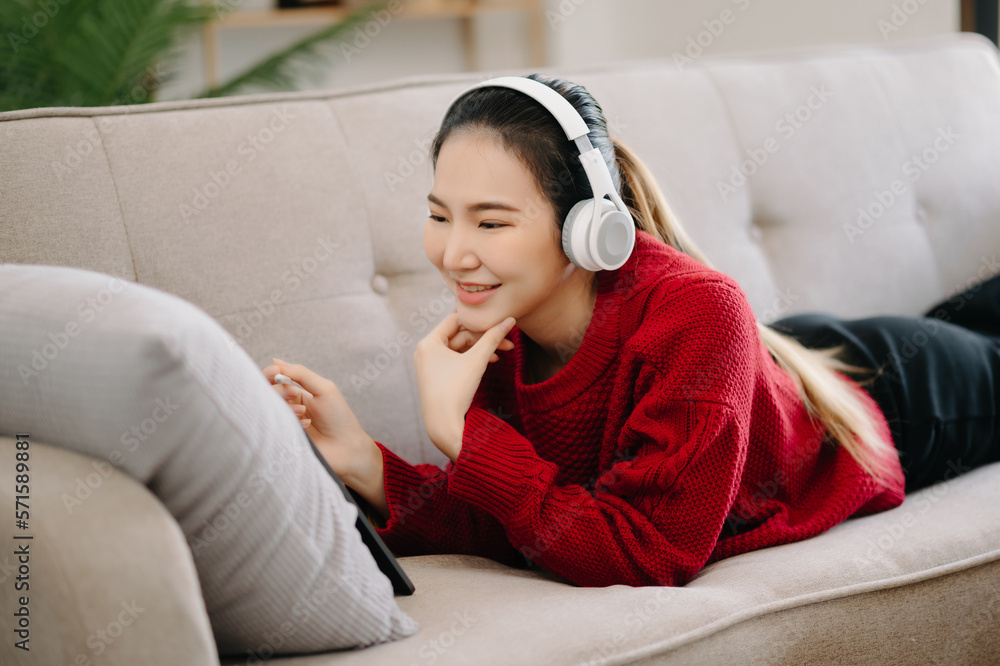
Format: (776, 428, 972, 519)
(461, 76, 590, 141)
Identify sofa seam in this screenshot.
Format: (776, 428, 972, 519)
(591, 546, 1000, 665)
(0, 35, 990, 124)
(92, 116, 141, 282)
(321, 98, 437, 463)
(865, 52, 948, 290)
(692, 65, 755, 215)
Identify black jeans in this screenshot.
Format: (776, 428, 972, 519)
(771, 273, 1000, 493)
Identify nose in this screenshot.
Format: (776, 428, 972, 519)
(441, 220, 480, 273)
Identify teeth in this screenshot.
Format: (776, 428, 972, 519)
(460, 284, 499, 293)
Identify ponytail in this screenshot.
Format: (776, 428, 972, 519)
(612, 137, 900, 484)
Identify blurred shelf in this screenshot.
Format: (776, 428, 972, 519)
(202, 0, 546, 88)
(217, 0, 537, 27)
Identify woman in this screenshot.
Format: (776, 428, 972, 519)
(265, 73, 1000, 588)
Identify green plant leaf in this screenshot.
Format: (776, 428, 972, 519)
(56, 0, 212, 105)
(0, 0, 212, 111)
(0, 0, 390, 112)
(199, 0, 388, 99)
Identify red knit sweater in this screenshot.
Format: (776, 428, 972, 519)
(374, 230, 906, 587)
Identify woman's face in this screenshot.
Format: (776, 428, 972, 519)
(425, 131, 581, 335)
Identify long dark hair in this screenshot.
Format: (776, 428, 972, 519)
(430, 73, 899, 484)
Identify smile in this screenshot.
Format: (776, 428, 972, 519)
(459, 284, 500, 292)
(456, 282, 501, 305)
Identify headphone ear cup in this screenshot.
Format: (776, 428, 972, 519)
(594, 205, 635, 271)
(562, 199, 635, 271)
(562, 199, 598, 271)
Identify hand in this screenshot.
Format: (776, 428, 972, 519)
(263, 358, 383, 501)
(446, 319, 516, 363)
(413, 313, 516, 461)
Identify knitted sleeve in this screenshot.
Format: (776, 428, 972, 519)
(372, 441, 524, 568)
(447, 279, 760, 587)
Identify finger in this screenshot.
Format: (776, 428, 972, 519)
(271, 358, 324, 397)
(271, 383, 305, 406)
(471, 317, 516, 360)
(448, 330, 479, 352)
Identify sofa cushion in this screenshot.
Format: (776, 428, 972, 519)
(0, 263, 417, 655)
(223, 459, 1000, 664)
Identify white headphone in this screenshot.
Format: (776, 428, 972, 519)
(451, 76, 636, 272)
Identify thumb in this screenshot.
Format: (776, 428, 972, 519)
(271, 358, 326, 397)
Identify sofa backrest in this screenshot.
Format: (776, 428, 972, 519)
(3, 33, 999, 465)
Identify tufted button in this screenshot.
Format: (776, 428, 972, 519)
(371, 273, 389, 295)
(748, 224, 763, 242)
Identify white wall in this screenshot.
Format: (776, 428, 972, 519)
(157, 0, 961, 102)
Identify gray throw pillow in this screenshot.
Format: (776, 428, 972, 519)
(0, 263, 418, 655)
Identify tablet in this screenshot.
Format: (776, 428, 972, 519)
(302, 429, 415, 596)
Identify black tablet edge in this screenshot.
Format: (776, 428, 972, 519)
(302, 430, 415, 596)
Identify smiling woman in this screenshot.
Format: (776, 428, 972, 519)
(266, 73, 1000, 590)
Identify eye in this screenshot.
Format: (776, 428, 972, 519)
(480, 222, 506, 230)
(428, 214, 448, 223)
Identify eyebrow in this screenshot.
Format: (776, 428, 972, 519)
(427, 192, 521, 213)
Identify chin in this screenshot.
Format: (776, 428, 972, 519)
(456, 309, 505, 334)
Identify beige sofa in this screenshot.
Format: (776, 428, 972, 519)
(2, 32, 1000, 665)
